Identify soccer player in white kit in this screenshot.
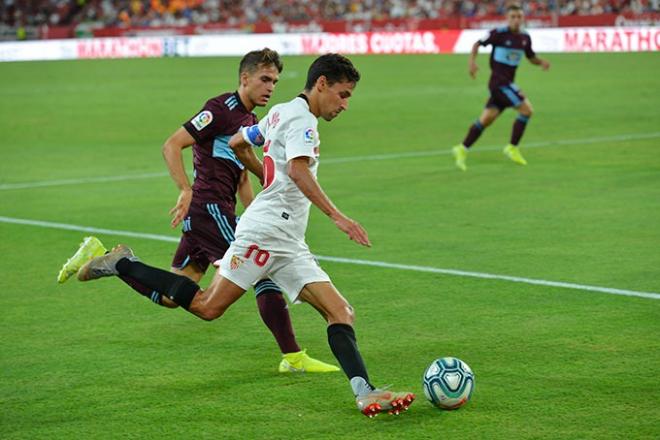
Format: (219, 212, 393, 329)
(77, 54, 414, 418)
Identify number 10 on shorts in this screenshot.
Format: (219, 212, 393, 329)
(245, 244, 270, 267)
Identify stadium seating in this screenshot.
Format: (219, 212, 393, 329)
(1, 0, 657, 40)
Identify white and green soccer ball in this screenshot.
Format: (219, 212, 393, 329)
(422, 357, 475, 410)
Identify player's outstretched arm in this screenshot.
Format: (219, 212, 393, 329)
(288, 157, 371, 247)
(468, 41, 481, 79)
(529, 56, 550, 71)
(229, 131, 264, 182)
(162, 127, 195, 228)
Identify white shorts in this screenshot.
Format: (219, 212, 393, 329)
(216, 228, 330, 303)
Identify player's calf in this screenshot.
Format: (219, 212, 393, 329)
(79, 246, 206, 314)
(508, 112, 532, 157)
(116, 258, 246, 321)
(461, 119, 485, 149)
(453, 108, 500, 171)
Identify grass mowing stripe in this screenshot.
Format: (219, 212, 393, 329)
(2, 131, 659, 191)
(2, 215, 658, 301)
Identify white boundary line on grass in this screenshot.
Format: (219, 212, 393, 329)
(0, 171, 170, 190)
(1, 131, 659, 191)
(1, 215, 658, 301)
(323, 131, 660, 164)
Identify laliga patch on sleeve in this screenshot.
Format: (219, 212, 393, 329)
(303, 128, 316, 146)
(191, 110, 213, 131)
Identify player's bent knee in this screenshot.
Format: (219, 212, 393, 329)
(344, 305, 356, 325)
(520, 103, 534, 117)
(328, 304, 355, 325)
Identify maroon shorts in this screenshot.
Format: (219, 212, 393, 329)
(486, 83, 526, 110)
(171, 201, 237, 273)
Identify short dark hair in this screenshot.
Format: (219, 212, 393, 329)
(507, 3, 523, 12)
(304, 53, 361, 91)
(239, 48, 283, 78)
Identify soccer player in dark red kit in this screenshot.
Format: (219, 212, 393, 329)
(452, 3, 550, 171)
(58, 48, 338, 373)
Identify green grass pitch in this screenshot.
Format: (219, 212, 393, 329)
(1, 52, 659, 439)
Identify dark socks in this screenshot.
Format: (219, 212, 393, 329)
(511, 114, 530, 146)
(115, 258, 200, 309)
(462, 120, 484, 148)
(327, 323, 374, 395)
(118, 275, 162, 305)
(255, 280, 300, 354)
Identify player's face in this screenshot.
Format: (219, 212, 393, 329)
(242, 64, 280, 107)
(318, 78, 355, 122)
(507, 10, 524, 32)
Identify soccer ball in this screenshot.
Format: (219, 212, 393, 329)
(422, 357, 475, 410)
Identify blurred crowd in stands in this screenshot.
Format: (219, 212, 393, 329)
(2, 0, 658, 28)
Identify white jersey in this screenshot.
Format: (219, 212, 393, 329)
(238, 96, 320, 241)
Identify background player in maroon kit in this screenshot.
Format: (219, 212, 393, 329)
(72, 48, 338, 373)
(452, 3, 551, 171)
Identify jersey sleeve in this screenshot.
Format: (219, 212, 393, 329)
(182, 100, 224, 144)
(479, 30, 497, 47)
(258, 115, 269, 138)
(524, 34, 536, 58)
(285, 116, 319, 162)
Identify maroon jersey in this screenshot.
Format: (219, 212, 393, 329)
(479, 27, 536, 89)
(182, 92, 257, 213)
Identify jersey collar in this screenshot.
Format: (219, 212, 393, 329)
(297, 93, 310, 106)
(233, 91, 249, 112)
(296, 93, 313, 115)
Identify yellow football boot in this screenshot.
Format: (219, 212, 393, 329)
(503, 144, 528, 165)
(57, 236, 107, 283)
(452, 144, 468, 171)
(278, 349, 340, 373)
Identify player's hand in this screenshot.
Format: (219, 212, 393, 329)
(169, 188, 192, 228)
(469, 61, 479, 79)
(540, 59, 551, 71)
(332, 213, 371, 247)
